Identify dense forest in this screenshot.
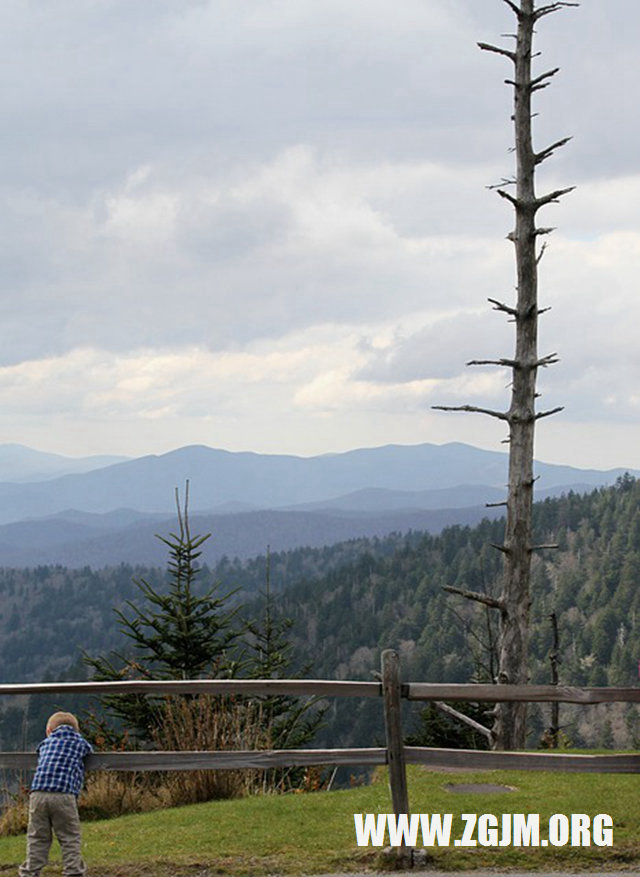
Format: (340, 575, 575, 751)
(2, 476, 640, 751)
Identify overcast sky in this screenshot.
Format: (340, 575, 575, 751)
(0, 0, 638, 468)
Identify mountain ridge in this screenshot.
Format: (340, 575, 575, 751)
(0, 441, 635, 526)
(0, 441, 635, 567)
(0, 443, 128, 483)
(0, 504, 508, 568)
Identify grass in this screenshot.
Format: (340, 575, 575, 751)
(1, 766, 640, 875)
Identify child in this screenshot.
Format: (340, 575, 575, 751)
(19, 711, 93, 877)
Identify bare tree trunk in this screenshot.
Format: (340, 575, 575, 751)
(492, 1, 539, 749)
(548, 610, 560, 747)
(434, 0, 575, 750)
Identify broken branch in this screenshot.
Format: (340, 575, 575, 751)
(467, 358, 517, 368)
(535, 186, 576, 208)
(478, 41, 516, 62)
(536, 242, 548, 265)
(433, 701, 493, 741)
(443, 585, 505, 611)
(497, 188, 518, 207)
(488, 297, 517, 317)
(501, 0, 522, 19)
(487, 177, 516, 190)
(432, 404, 509, 422)
(535, 136, 573, 165)
(530, 67, 560, 89)
(536, 353, 560, 367)
(491, 543, 511, 555)
(535, 406, 565, 420)
(534, 2, 580, 21)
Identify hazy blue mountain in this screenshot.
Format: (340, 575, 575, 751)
(0, 505, 507, 568)
(284, 482, 608, 513)
(0, 444, 128, 483)
(0, 441, 634, 527)
(284, 484, 505, 512)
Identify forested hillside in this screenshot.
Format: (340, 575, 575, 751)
(280, 474, 640, 749)
(1, 476, 640, 750)
(0, 533, 413, 683)
(283, 476, 640, 687)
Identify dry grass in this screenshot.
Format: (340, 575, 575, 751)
(80, 771, 172, 821)
(151, 694, 268, 805)
(0, 772, 169, 837)
(0, 793, 28, 837)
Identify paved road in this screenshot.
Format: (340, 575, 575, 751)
(316, 868, 640, 877)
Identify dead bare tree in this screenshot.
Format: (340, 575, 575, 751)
(547, 610, 560, 747)
(434, 0, 576, 750)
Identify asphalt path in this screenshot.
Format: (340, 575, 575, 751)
(316, 873, 640, 877)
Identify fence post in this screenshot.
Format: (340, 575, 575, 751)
(381, 649, 411, 864)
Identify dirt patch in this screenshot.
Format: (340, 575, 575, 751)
(443, 782, 517, 794)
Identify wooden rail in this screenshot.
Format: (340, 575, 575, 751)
(2, 679, 638, 703)
(0, 748, 389, 772)
(406, 683, 640, 704)
(405, 747, 640, 774)
(4, 747, 640, 775)
(0, 679, 381, 698)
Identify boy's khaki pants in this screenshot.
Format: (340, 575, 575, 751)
(19, 791, 87, 877)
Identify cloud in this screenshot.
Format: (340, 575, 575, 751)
(0, 329, 360, 421)
(357, 310, 512, 383)
(0, 147, 514, 365)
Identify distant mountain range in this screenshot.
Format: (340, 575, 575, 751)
(0, 441, 635, 568)
(0, 444, 128, 483)
(0, 506, 510, 568)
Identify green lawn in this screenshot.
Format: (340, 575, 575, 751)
(1, 766, 639, 875)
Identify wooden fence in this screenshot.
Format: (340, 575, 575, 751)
(2, 648, 640, 822)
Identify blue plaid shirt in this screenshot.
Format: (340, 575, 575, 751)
(31, 725, 93, 796)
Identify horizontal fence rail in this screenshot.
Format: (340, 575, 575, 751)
(405, 747, 640, 774)
(0, 679, 381, 698)
(2, 679, 639, 703)
(3, 747, 640, 775)
(0, 748, 389, 772)
(406, 683, 640, 704)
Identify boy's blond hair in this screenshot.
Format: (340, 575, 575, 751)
(46, 711, 80, 734)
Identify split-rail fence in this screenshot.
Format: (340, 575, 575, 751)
(2, 649, 640, 830)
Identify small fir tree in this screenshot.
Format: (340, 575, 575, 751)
(85, 483, 241, 743)
(246, 550, 324, 743)
(244, 549, 325, 790)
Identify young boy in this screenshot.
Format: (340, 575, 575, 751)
(19, 711, 93, 877)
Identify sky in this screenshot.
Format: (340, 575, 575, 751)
(0, 0, 639, 469)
